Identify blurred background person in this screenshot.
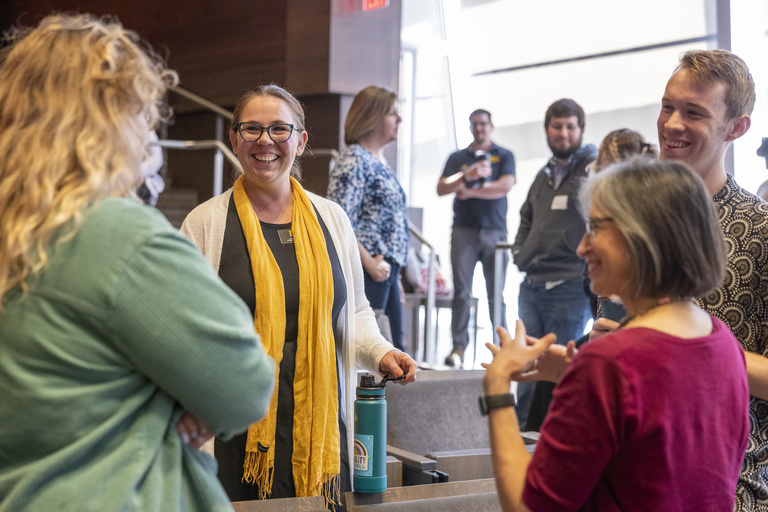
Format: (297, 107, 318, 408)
(483, 158, 748, 511)
(327, 85, 410, 353)
(181, 84, 416, 507)
(0, 14, 276, 512)
(136, 129, 166, 206)
(590, 128, 657, 174)
(437, 108, 516, 368)
(584, 128, 658, 330)
(510, 98, 597, 431)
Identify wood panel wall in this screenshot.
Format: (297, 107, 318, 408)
(0, 0, 401, 198)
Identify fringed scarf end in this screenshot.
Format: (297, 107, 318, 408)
(321, 473, 341, 509)
(242, 449, 273, 500)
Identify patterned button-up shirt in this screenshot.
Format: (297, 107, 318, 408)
(327, 144, 409, 267)
(697, 174, 768, 511)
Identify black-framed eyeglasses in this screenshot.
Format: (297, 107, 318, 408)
(234, 122, 295, 143)
(586, 216, 614, 237)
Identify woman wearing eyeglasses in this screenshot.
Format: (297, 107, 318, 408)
(327, 86, 410, 353)
(482, 158, 748, 511)
(181, 84, 416, 507)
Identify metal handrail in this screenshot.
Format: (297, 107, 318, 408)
(166, 87, 231, 195)
(154, 138, 241, 196)
(311, 148, 340, 160)
(171, 86, 234, 121)
(155, 138, 238, 162)
(493, 242, 514, 345)
(408, 221, 437, 364)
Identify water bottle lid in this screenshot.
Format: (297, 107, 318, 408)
(357, 373, 385, 396)
(359, 374, 379, 387)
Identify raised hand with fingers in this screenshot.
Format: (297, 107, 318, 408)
(482, 319, 557, 395)
(513, 339, 577, 384)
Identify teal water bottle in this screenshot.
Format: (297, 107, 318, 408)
(353, 373, 387, 493)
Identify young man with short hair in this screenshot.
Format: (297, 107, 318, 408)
(657, 49, 768, 509)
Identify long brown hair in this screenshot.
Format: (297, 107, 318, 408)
(344, 85, 397, 145)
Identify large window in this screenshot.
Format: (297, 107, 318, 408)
(400, 0, 768, 365)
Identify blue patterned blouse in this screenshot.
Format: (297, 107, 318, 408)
(327, 144, 409, 267)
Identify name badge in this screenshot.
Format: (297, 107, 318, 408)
(278, 229, 294, 244)
(551, 195, 568, 210)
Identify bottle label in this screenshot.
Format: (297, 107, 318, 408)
(354, 435, 374, 476)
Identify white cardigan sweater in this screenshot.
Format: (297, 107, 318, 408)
(180, 188, 394, 479)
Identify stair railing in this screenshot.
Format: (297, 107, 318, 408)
(154, 138, 240, 197)
(408, 222, 437, 364)
(157, 87, 234, 196)
(493, 242, 514, 345)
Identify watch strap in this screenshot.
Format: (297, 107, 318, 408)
(478, 393, 516, 416)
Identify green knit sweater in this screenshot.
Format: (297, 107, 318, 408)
(0, 198, 275, 511)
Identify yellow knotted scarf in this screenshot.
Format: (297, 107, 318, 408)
(233, 175, 340, 505)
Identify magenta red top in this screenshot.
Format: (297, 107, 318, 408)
(523, 317, 749, 512)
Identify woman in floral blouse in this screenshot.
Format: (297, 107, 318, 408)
(327, 86, 410, 352)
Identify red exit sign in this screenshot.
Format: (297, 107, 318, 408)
(363, 0, 389, 11)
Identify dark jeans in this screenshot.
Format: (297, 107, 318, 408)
(515, 277, 591, 430)
(450, 226, 508, 353)
(364, 259, 404, 352)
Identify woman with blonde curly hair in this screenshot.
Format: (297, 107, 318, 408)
(0, 14, 275, 512)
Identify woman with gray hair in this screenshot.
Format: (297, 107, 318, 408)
(481, 158, 749, 511)
(586, 128, 658, 324)
(523, 128, 658, 433)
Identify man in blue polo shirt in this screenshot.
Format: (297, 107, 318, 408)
(437, 109, 516, 367)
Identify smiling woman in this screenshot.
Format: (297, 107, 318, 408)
(482, 158, 749, 512)
(180, 85, 416, 509)
(579, 210, 632, 301)
(228, 88, 308, 202)
(578, 158, 727, 302)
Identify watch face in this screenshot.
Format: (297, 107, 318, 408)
(478, 395, 489, 415)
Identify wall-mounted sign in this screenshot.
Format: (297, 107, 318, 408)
(363, 0, 389, 11)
